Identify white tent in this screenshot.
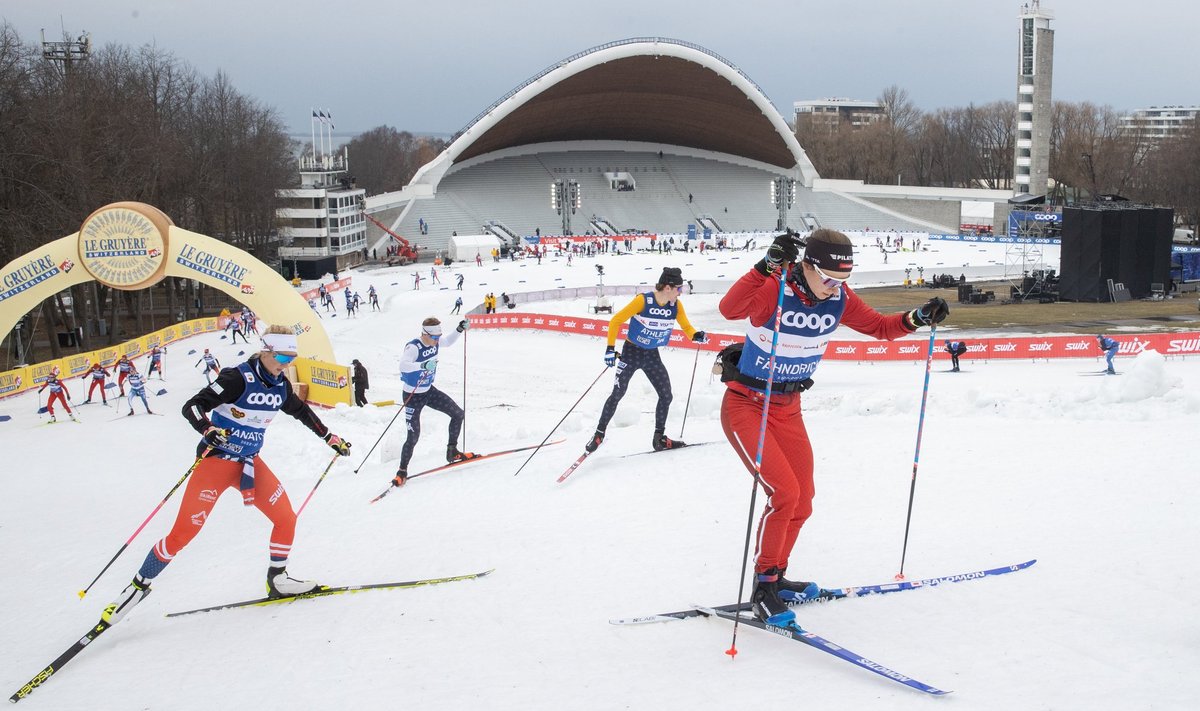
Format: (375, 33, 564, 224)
(449, 234, 502, 262)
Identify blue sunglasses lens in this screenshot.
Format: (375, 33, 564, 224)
(272, 352, 297, 364)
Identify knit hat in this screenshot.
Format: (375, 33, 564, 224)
(803, 229, 855, 272)
(658, 267, 684, 287)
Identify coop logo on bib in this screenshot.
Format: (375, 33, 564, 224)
(780, 311, 837, 332)
(246, 392, 283, 407)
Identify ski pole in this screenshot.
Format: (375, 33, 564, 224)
(513, 365, 609, 477)
(678, 341, 702, 439)
(462, 329, 468, 452)
(727, 264, 790, 659)
(296, 452, 341, 517)
(78, 446, 213, 599)
(895, 323, 938, 581)
(353, 388, 419, 474)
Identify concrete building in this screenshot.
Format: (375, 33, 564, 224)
(793, 98, 885, 133)
(1013, 1, 1054, 197)
(276, 145, 367, 280)
(1120, 106, 1200, 141)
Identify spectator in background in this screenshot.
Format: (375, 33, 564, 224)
(352, 359, 369, 407)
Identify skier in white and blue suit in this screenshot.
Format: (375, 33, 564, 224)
(391, 317, 474, 487)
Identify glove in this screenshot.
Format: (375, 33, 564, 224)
(906, 297, 950, 329)
(203, 426, 230, 447)
(324, 432, 352, 456)
(757, 232, 802, 275)
(691, 331, 708, 344)
(604, 346, 617, 367)
(797, 378, 815, 392)
(421, 359, 438, 371)
(457, 319, 469, 333)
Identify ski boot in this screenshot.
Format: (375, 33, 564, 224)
(392, 468, 408, 487)
(751, 568, 796, 626)
(777, 568, 822, 603)
(652, 430, 686, 451)
(48, 415, 57, 423)
(266, 566, 321, 599)
(69, 412, 79, 422)
(102, 575, 152, 625)
(584, 429, 605, 453)
(446, 445, 479, 464)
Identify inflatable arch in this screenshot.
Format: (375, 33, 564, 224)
(0, 202, 334, 362)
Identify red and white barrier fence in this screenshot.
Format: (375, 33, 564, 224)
(467, 312, 1200, 362)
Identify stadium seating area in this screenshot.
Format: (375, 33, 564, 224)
(395, 148, 938, 255)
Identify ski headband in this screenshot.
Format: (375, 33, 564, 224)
(423, 324, 443, 338)
(261, 332, 298, 355)
(804, 238, 854, 273)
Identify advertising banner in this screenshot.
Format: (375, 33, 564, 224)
(0, 367, 28, 399)
(293, 358, 352, 408)
(468, 314, 1200, 362)
(299, 277, 353, 301)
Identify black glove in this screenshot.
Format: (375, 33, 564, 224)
(604, 346, 617, 367)
(203, 426, 230, 447)
(756, 232, 802, 275)
(797, 378, 815, 392)
(457, 319, 469, 333)
(906, 297, 950, 329)
(691, 331, 708, 344)
(324, 432, 352, 456)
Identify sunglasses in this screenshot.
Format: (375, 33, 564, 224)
(806, 260, 850, 289)
(271, 352, 298, 365)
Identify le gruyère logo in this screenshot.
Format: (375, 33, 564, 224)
(78, 206, 165, 289)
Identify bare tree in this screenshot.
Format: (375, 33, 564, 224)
(340, 126, 447, 194)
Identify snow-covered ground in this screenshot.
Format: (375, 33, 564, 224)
(3, 235, 1199, 710)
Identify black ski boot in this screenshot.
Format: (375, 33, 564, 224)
(446, 445, 479, 464)
(652, 430, 686, 451)
(392, 468, 408, 487)
(777, 567, 822, 603)
(584, 429, 605, 453)
(751, 568, 796, 625)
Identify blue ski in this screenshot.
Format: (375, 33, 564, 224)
(609, 559, 1036, 625)
(697, 606, 951, 696)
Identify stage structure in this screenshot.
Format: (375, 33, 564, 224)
(1058, 202, 1174, 302)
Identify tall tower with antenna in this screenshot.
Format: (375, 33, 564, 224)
(41, 28, 91, 73)
(1013, 1, 1054, 197)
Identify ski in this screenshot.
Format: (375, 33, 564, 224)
(37, 417, 82, 427)
(620, 441, 719, 458)
(166, 569, 493, 617)
(609, 559, 1036, 625)
(697, 607, 951, 696)
(556, 449, 594, 483)
(370, 439, 565, 502)
(9, 618, 111, 703)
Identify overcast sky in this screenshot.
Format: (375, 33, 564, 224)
(5, 1, 1197, 137)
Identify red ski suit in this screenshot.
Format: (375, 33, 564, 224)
(82, 364, 110, 401)
(718, 270, 912, 574)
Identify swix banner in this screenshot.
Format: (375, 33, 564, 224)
(467, 313, 1200, 362)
